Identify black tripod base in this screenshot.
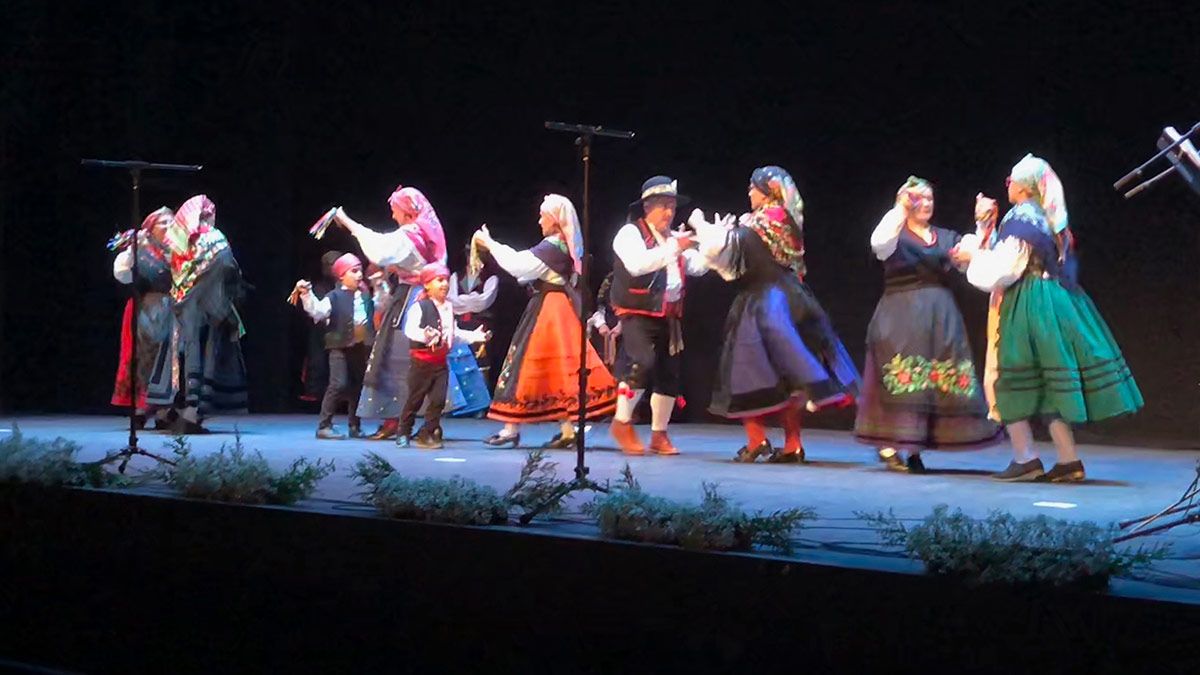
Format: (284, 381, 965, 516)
(105, 444, 177, 474)
(517, 474, 609, 525)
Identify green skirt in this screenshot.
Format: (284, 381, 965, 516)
(995, 275, 1143, 424)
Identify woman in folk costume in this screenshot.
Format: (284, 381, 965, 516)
(161, 195, 249, 433)
(332, 185, 448, 440)
(445, 241, 501, 417)
(854, 177, 1001, 472)
(110, 206, 179, 430)
(471, 194, 618, 448)
(690, 166, 860, 463)
(587, 271, 627, 380)
(963, 154, 1143, 482)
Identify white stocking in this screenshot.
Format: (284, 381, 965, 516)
(1006, 420, 1037, 463)
(650, 393, 675, 432)
(615, 384, 644, 423)
(1048, 419, 1078, 464)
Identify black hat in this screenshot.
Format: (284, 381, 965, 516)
(629, 175, 690, 211)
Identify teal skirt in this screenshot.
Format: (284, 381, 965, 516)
(995, 276, 1143, 424)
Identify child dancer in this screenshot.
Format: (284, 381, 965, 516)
(293, 253, 391, 439)
(397, 263, 490, 448)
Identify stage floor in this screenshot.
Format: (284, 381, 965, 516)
(7, 414, 1199, 604)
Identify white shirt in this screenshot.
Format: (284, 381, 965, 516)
(612, 222, 708, 300)
(448, 273, 500, 314)
(300, 285, 391, 324)
(486, 235, 568, 286)
(869, 206, 908, 260)
(965, 235, 1031, 293)
(345, 220, 444, 270)
(402, 296, 488, 346)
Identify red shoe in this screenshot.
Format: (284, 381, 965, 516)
(610, 420, 645, 455)
(368, 419, 399, 441)
(649, 430, 679, 456)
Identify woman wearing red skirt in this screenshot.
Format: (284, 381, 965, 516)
(471, 194, 618, 448)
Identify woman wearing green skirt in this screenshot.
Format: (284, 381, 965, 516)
(961, 154, 1143, 482)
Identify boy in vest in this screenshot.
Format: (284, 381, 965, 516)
(398, 263, 491, 448)
(294, 253, 389, 439)
(608, 176, 710, 455)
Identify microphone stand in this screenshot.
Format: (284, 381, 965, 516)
(518, 122, 635, 524)
(82, 158, 202, 471)
(1113, 121, 1200, 198)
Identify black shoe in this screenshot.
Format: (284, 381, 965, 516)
(878, 449, 907, 472)
(316, 426, 347, 440)
(171, 418, 210, 435)
(906, 454, 927, 474)
(484, 432, 520, 448)
(348, 425, 366, 439)
(1044, 460, 1086, 483)
(992, 458, 1045, 482)
(767, 447, 805, 464)
(152, 409, 180, 431)
(542, 433, 576, 449)
(395, 434, 411, 448)
(734, 440, 772, 463)
(414, 430, 444, 449)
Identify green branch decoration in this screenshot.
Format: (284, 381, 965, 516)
(859, 505, 1169, 589)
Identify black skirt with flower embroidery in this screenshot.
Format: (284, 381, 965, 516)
(853, 227, 1000, 450)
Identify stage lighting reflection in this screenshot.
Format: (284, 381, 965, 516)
(1033, 501, 1078, 509)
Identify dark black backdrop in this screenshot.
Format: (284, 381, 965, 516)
(2, 1, 1197, 445)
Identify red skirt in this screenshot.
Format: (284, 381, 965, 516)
(110, 299, 147, 408)
(488, 290, 618, 423)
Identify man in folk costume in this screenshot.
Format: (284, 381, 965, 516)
(159, 195, 249, 432)
(608, 176, 710, 455)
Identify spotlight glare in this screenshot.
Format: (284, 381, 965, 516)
(434, 457, 467, 463)
(1033, 501, 1077, 509)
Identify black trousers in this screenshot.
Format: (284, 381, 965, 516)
(399, 357, 449, 436)
(617, 315, 681, 396)
(318, 343, 370, 428)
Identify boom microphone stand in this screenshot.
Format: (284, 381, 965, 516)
(1113, 121, 1200, 199)
(517, 121, 635, 524)
(82, 158, 202, 471)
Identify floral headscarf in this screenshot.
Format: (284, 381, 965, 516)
(167, 195, 229, 302)
(750, 165, 805, 230)
(1009, 154, 1069, 235)
(540, 194, 583, 275)
(106, 206, 173, 252)
(388, 185, 447, 265)
(166, 195, 216, 257)
(895, 176, 933, 210)
(747, 166, 806, 272)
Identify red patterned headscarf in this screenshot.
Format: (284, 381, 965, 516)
(388, 186, 447, 265)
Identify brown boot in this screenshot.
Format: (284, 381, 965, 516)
(649, 430, 679, 455)
(610, 420, 645, 455)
